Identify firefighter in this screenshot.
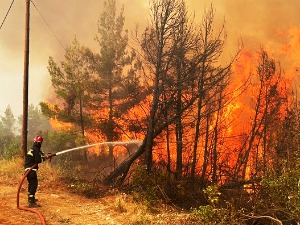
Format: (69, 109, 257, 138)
(24, 135, 48, 208)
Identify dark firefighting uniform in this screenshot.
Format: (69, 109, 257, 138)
(24, 142, 44, 204)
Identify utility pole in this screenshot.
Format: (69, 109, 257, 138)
(22, 0, 30, 158)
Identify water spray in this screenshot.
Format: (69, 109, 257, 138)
(17, 139, 142, 225)
(47, 139, 142, 158)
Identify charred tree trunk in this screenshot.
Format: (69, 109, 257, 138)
(108, 78, 114, 158)
(212, 119, 218, 183)
(166, 124, 171, 173)
(191, 72, 205, 179)
(212, 87, 223, 183)
(79, 94, 88, 162)
(104, 138, 147, 186)
(144, 72, 160, 172)
(163, 92, 171, 173)
(200, 111, 210, 183)
(175, 116, 183, 178)
(175, 71, 183, 178)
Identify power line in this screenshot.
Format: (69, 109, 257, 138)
(30, 0, 66, 51)
(0, 0, 15, 30)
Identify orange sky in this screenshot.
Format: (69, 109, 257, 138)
(0, 0, 300, 116)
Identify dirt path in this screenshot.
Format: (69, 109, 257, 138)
(0, 178, 124, 225)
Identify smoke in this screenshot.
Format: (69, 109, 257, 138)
(0, 0, 299, 116)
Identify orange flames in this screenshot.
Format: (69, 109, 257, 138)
(45, 26, 300, 180)
(50, 117, 73, 131)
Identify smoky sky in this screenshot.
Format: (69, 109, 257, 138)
(0, 0, 300, 116)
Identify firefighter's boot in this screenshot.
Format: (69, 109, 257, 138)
(28, 195, 40, 208)
(28, 192, 38, 202)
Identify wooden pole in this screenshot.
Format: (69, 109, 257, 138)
(22, 0, 30, 158)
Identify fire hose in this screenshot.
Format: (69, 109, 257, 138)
(17, 163, 46, 225)
(17, 140, 141, 225)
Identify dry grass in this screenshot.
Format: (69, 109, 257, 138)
(0, 157, 193, 224)
(109, 192, 191, 224)
(0, 157, 24, 182)
(38, 161, 63, 185)
(0, 157, 63, 189)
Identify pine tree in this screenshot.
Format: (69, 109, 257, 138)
(92, 0, 143, 157)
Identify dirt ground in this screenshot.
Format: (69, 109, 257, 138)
(0, 180, 125, 225)
(0, 171, 191, 225)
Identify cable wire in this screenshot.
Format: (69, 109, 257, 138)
(30, 0, 66, 51)
(0, 0, 15, 30)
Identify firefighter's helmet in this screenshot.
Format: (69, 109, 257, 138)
(33, 135, 43, 143)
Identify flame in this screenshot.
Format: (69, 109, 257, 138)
(43, 24, 300, 182)
(50, 116, 73, 131)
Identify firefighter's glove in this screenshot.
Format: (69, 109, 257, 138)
(43, 153, 54, 162)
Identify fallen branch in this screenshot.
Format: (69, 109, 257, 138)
(241, 213, 283, 225)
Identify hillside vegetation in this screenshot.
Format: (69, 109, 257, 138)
(0, 157, 299, 225)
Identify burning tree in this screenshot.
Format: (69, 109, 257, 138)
(89, 0, 144, 158)
(40, 38, 93, 161)
(35, 1, 300, 223)
(233, 49, 290, 182)
(104, 0, 236, 186)
(40, 0, 299, 197)
(41, 0, 144, 162)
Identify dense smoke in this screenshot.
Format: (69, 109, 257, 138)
(0, 0, 299, 115)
